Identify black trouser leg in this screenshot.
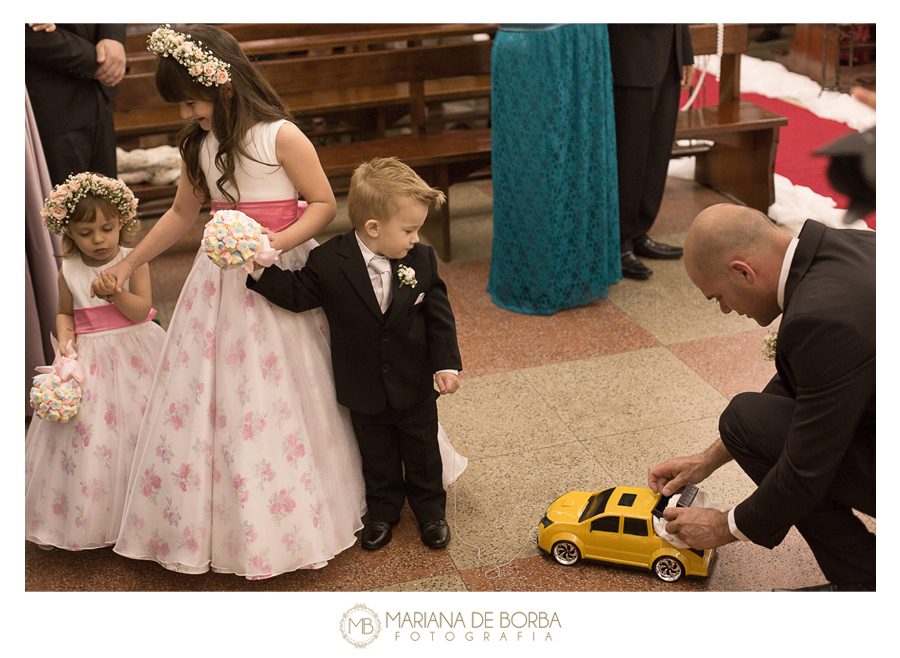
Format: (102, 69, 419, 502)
(350, 400, 445, 525)
(719, 392, 875, 585)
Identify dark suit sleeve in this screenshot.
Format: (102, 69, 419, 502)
(422, 247, 462, 373)
(734, 315, 875, 546)
(25, 25, 99, 80)
(761, 373, 791, 397)
(245, 257, 324, 313)
(679, 24, 694, 65)
(97, 24, 126, 44)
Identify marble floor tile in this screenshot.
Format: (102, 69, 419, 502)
(652, 175, 731, 235)
(581, 416, 726, 489)
(668, 329, 779, 400)
(437, 369, 578, 459)
(368, 572, 469, 592)
(444, 443, 617, 571)
(522, 347, 728, 440)
(440, 262, 661, 370)
(581, 418, 760, 511)
(607, 251, 763, 345)
(460, 553, 708, 592)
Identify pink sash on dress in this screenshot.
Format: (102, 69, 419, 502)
(210, 199, 309, 232)
(74, 305, 157, 334)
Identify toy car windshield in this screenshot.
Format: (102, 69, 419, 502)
(578, 487, 614, 523)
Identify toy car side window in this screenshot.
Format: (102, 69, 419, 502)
(623, 517, 649, 537)
(590, 516, 620, 533)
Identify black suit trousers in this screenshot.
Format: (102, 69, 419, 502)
(720, 391, 876, 585)
(613, 54, 681, 252)
(350, 396, 446, 525)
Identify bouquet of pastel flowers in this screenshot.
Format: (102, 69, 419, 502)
(201, 209, 281, 272)
(30, 336, 85, 423)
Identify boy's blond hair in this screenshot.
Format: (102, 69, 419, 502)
(347, 157, 446, 229)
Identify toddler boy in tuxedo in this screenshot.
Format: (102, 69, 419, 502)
(247, 157, 462, 550)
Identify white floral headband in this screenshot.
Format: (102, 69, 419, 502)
(147, 24, 231, 87)
(41, 173, 139, 236)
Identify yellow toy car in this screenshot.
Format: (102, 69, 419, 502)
(537, 486, 715, 582)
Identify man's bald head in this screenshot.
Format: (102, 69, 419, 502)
(685, 204, 788, 279)
(683, 204, 792, 327)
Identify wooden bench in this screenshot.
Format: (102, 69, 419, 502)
(124, 23, 498, 75)
(115, 24, 496, 142)
(116, 36, 494, 261)
(675, 23, 788, 212)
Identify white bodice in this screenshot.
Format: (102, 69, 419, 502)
(200, 119, 297, 202)
(60, 248, 132, 308)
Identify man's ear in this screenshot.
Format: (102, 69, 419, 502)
(728, 260, 757, 286)
(364, 219, 380, 238)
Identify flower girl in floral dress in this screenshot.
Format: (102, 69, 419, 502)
(26, 174, 166, 550)
(100, 25, 464, 579)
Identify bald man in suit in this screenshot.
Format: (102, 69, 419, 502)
(650, 204, 875, 591)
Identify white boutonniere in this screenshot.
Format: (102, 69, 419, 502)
(398, 264, 417, 289)
(762, 331, 777, 361)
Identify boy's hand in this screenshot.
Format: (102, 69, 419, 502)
(434, 372, 459, 395)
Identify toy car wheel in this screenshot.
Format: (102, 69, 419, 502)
(653, 556, 684, 582)
(551, 541, 581, 566)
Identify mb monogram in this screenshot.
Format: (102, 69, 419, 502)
(340, 604, 382, 648)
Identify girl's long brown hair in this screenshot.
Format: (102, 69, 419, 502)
(154, 24, 292, 206)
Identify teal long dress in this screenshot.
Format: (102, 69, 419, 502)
(487, 24, 621, 315)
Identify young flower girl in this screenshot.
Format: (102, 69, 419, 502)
(26, 173, 165, 550)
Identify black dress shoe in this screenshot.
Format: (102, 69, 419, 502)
(773, 581, 875, 592)
(621, 251, 652, 280)
(361, 520, 396, 550)
(633, 235, 683, 260)
(420, 518, 451, 548)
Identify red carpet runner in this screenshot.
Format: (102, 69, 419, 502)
(682, 77, 875, 229)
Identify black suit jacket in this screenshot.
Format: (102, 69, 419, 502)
(735, 220, 876, 545)
(247, 231, 462, 415)
(607, 24, 693, 87)
(25, 24, 125, 136)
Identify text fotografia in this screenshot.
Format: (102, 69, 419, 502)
(387, 611, 561, 642)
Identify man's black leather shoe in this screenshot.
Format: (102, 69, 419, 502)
(633, 235, 683, 260)
(773, 581, 875, 591)
(621, 251, 653, 280)
(420, 518, 451, 548)
(361, 520, 396, 550)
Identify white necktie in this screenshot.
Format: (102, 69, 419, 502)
(368, 256, 392, 313)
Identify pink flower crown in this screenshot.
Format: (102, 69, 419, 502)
(147, 24, 231, 87)
(41, 173, 139, 236)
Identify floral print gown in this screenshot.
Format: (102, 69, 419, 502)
(25, 248, 167, 550)
(114, 121, 465, 579)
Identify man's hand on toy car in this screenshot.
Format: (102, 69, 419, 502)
(663, 506, 736, 550)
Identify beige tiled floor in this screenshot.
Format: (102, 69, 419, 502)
(25, 175, 860, 592)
